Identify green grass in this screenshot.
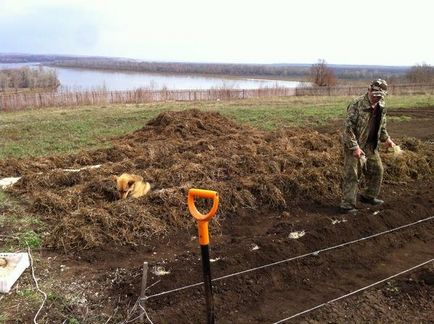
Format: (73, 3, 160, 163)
(2, 228, 43, 251)
(0, 94, 433, 159)
(0, 190, 7, 203)
(67, 318, 80, 324)
(0, 190, 44, 250)
(18, 230, 42, 248)
(0, 191, 41, 225)
(0, 211, 43, 228)
(388, 116, 412, 122)
(17, 288, 39, 300)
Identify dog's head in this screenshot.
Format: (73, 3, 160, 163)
(113, 173, 143, 199)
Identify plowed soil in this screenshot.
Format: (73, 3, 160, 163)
(1, 107, 433, 323)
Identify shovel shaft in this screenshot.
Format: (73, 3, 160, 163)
(201, 244, 215, 324)
(198, 221, 210, 245)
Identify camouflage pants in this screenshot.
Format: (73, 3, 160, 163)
(340, 145, 384, 209)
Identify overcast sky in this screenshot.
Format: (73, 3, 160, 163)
(0, 0, 433, 66)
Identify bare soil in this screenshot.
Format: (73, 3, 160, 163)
(1, 107, 433, 323)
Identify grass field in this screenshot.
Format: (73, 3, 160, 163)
(1, 94, 433, 159)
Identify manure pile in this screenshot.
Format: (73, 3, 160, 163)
(4, 109, 433, 252)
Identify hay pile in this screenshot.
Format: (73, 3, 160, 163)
(5, 109, 433, 252)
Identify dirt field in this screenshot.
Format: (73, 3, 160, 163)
(1, 107, 433, 323)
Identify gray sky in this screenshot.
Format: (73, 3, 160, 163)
(1, 0, 433, 66)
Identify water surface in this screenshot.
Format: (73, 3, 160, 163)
(0, 62, 305, 91)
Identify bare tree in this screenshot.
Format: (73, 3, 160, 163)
(310, 59, 337, 86)
(0, 73, 8, 91)
(406, 63, 434, 83)
(0, 67, 60, 91)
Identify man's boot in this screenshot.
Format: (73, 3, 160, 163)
(360, 195, 384, 206)
(340, 203, 358, 215)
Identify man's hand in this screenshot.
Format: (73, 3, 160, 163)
(353, 147, 365, 159)
(384, 138, 395, 148)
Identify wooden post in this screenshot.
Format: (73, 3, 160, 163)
(139, 262, 149, 322)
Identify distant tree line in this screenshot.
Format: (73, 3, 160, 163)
(0, 53, 83, 64)
(310, 60, 434, 86)
(308, 59, 399, 87)
(405, 63, 434, 83)
(51, 58, 409, 81)
(51, 58, 311, 77)
(0, 66, 60, 91)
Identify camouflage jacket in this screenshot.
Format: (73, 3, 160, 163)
(343, 93, 389, 150)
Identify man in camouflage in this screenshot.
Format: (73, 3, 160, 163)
(341, 79, 396, 214)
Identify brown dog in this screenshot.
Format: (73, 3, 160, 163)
(114, 173, 151, 199)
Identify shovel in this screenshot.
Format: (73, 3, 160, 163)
(188, 188, 219, 324)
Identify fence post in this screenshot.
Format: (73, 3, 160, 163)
(139, 262, 149, 322)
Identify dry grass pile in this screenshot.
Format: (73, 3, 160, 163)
(383, 138, 432, 181)
(4, 109, 433, 252)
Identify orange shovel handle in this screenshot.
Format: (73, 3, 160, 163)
(188, 189, 219, 245)
(188, 189, 219, 222)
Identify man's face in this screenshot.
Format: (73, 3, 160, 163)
(368, 90, 382, 105)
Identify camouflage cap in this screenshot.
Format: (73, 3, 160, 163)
(369, 79, 388, 97)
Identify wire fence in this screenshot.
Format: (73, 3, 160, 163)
(273, 258, 434, 323)
(130, 215, 434, 322)
(143, 215, 434, 300)
(1, 83, 433, 111)
(295, 83, 434, 96)
(124, 258, 434, 324)
(0, 87, 295, 111)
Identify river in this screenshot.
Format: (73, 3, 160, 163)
(0, 62, 305, 91)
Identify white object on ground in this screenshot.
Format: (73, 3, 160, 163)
(0, 177, 21, 189)
(359, 155, 367, 170)
(388, 144, 403, 157)
(62, 164, 102, 172)
(288, 230, 305, 239)
(331, 218, 348, 225)
(0, 165, 102, 189)
(151, 266, 170, 276)
(392, 145, 403, 156)
(250, 243, 260, 251)
(0, 253, 30, 293)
